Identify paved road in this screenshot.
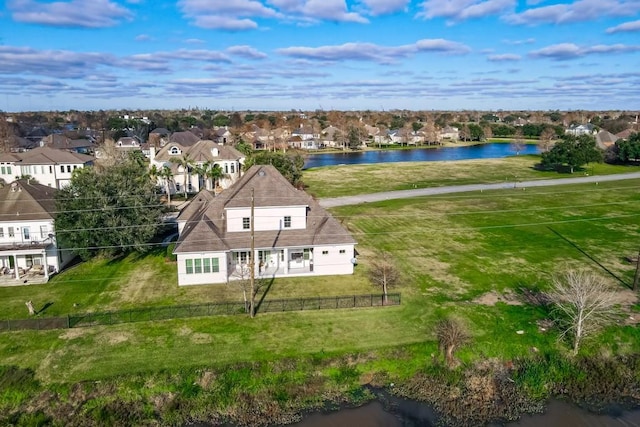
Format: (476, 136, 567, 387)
(318, 172, 640, 208)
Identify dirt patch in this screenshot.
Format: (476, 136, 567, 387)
(59, 328, 87, 340)
(474, 291, 523, 306)
(177, 326, 192, 336)
(191, 333, 212, 344)
(118, 268, 158, 304)
(99, 331, 133, 345)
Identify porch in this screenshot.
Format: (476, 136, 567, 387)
(0, 243, 53, 284)
(229, 247, 315, 280)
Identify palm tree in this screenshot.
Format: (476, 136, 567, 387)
(205, 163, 226, 191)
(170, 153, 192, 197)
(158, 166, 174, 204)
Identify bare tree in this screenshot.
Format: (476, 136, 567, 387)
(435, 317, 470, 368)
(549, 270, 619, 355)
(25, 300, 35, 316)
(368, 252, 399, 304)
(539, 127, 556, 153)
(228, 264, 266, 317)
(511, 127, 525, 155)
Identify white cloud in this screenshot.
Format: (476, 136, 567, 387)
(606, 19, 640, 33)
(487, 53, 521, 61)
(226, 45, 268, 59)
(505, 0, 640, 25)
(417, 0, 515, 22)
(7, 0, 133, 28)
(358, 0, 409, 15)
(0, 46, 116, 78)
(277, 38, 470, 63)
(529, 42, 640, 60)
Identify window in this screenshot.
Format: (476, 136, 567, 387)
(169, 146, 180, 155)
(66, 165, 71, 173)
(242, 217, 250, 230)
(186, 258, 219, 275)
(49, 166, 53, 173)
(284, 216, 291, 228)
(40, 225, 48, 239)
(8, 227, 14, 238)
(339, 249, 346, 254)
(0, 228, 3, 238)
(0, 166, 4, 174)
(23, 228, 30, 240)
(230, 163, 235, 173)
(6, 166, 11, 175)
(60, 165, 65, 173)
(225, 163, 229, 174)
(322, 250, 328, 255)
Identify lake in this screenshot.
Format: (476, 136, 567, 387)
(303, 143, 539, 169)
(293, 399, 640, 427)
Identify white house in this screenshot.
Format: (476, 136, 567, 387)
(173, 165, 357, 285)
(440, 126, 460, 140)
(565, 123, 597, 136)
(150, 139, 245, 194)
(0, 180, 75, 282)
(0, 146, 94, 189)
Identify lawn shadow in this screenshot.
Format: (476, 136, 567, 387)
(547, 226, 629, 288)
(254, 277, 275, 314)
(37, 302, 54, 315)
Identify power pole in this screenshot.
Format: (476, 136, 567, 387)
(249, 187, 256, 317)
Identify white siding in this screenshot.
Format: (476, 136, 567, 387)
(312, 244, 355, 276)
(226, 206, 307, 232)
(176, 252, 228, 285)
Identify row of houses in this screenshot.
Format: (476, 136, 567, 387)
(0, 165, 357, 287)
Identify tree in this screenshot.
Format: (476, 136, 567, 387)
(368, 252, 399, 304)
(540, 134, 603, 173)
(614, 133, 640, 163)
(244, 151, 304, 187)
(538, 127, 556, 153)
(170, 153, 193, 196)
(55, 154, 165, 260)
(157, 165, 174, 204)
(549, 270, 619, 355)
(347, 125, 362, 150)
(511, 128, 525, 155)
(435, 317, 470, 368)
(203, 162, 226, 190)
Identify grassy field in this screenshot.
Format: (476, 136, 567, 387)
(1, 175, 639, 386)
(303, 155, 639, 198)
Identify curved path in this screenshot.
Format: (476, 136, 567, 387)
(318, 172, 640, 208)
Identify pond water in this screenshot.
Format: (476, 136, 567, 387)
(293, 399, 640, 427)
(303, 143, 539, 169)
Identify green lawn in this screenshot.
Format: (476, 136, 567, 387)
(1, 178, 639, 384)
(303, 155, 639, 198)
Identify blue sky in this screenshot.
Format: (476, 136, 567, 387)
(0, 0, 639, 112)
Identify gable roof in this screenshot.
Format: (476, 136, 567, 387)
(0, 180, 57, 222)
(3, 146, 94, 165)
(169, 131, 200, 146)
(175, 165, 356, 254)
(154, 140, 244, 163)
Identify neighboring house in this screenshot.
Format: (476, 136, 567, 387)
(440, 126, 459, 140)
(150, 139, 245, 194)
(595, 130, 619, 150)
(212, 127, 234, 145)
(0, 146, 94, 189)
(291, 125, 319, 141)
(0, 180, 74, 282)
(565, 123, 597, 136)
(115, 136, 142, 152)
(168, 131, 200, 147)
(40, 134, 95, 154)
(173, 165, 357, 286)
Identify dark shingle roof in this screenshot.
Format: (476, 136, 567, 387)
(0, 180, 57, 221)
(175, 165, 356, 254)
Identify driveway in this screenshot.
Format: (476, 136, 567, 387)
(318, 172, 640, 208)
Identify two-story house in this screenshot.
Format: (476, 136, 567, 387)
(0, 147, 94, 189)
(149, 139, 245, 195)
(0, 180, 74, 282)
(173, 165, 357, 286)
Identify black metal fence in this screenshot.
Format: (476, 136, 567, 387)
(0, 293, 400, 332)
